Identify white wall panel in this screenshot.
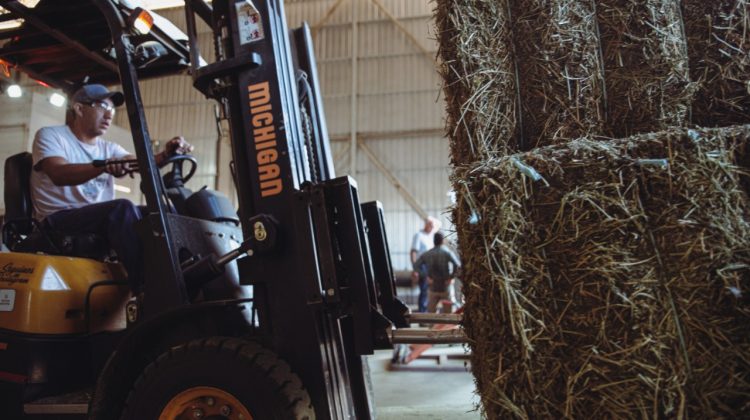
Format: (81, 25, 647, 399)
(357, 55, 439, 94)
(357, 91, 443, 131)
(356, 19, 434, 56)
(286, 0, 432, 25)
(332, 136, 453, 269)
(317, 59, 352, 95)
(322, 96, 352, 134)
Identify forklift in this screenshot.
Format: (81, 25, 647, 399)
(0, 0, 465, 418)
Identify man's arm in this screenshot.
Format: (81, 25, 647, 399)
(449, 250, 461, 278)
(38, 156, 106, 186)
(450, 251, 461, 268)
(39, 152, 142, 184)
(410, 232, 421, 264)
(412, 254, 424, 273)
(95, 136, 193, 179)
(411, 253, 424, 284)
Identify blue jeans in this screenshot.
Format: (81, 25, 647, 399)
(44, 199, 144, 290)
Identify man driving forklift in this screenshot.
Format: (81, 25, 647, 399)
(31, 83, 193, 291)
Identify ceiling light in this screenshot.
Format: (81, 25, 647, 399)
(19, 0, 41, 8)
(6, 84, 21, 98)
(49, 92, 66, 107)
(0, 18, 23, 31)
(0, 0, 39, 30)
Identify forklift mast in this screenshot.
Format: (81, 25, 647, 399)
(182, 1, 407, 418)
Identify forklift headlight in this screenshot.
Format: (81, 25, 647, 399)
(130, 7, 154, 35)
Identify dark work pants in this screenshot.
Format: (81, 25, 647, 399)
(44, 199, 144, 290)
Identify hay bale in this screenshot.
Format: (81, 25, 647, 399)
(454, 125, 750, 418)
(436, 0, 606, 165)
(682, 1, 750, 127)
(436, 0, 519, 165)
(596, 0, 693, 136)
(511, 0, 606, 149)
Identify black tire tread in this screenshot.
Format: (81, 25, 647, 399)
(120, 336, 314, 420)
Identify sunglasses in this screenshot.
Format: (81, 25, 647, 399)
(84, 100, 116, 114)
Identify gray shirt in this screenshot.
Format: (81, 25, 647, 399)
(413, 246, 461, 292)
(30, 125, 130, 219)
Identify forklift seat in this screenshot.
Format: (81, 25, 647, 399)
(4, 152, 34, 237)
(2, 152, 110, 259)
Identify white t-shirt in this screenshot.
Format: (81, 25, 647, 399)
(30, 125, 130, 220)
(411, 230, 434, 259)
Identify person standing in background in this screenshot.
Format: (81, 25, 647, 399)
(410, 216, 440, 312)
(412, 232, 461, 313)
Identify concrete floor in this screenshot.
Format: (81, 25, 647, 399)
(369, 346, 480, 420)
(22, 346, 480, 419)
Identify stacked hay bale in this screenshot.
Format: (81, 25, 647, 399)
(436, 0, 517, 163)
(682, 1, 750, 127)
(509, 0, 605, 149)
(436, 0, 750, 418)
(454, 127, 750, 418)
(597, 0, 693, 136)
(436, 0, 606, 160)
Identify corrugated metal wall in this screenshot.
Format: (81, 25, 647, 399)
(116, 0, 451, 270)
(287, 0, 451, 269)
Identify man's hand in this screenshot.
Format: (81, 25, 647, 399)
(104, 159, 138, 178)
(164, 136, 194, 157)
(156, 136, 194, 166)
(411, 271, 419, 286)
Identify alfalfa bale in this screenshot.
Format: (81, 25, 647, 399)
(596, 0, 693, 137)
(510, 0, 606, 149)
(682, 1, 750, 127)
(435, 0, 519, 165)
(435, 0, 607, 165)
(453, 125, 750, 418)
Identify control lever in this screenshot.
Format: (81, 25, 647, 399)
(92, 158, 139, 177)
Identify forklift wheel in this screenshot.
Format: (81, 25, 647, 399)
(120, 337, 315, 419)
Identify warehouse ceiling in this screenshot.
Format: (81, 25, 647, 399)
(0, 0, 192, 91)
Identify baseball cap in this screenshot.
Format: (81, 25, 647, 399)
(71, 84, 125, 107)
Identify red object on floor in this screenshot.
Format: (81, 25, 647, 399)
(403, 306, 464, 364)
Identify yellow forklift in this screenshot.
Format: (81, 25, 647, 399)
(0, 0, 465, 418)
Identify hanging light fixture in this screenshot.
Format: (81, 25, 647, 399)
(6, 84, 22, 98)
(49, 92, 66, 107)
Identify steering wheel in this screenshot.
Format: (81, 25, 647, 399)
(160, 154, 198, 188)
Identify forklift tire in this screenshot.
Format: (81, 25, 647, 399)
(119, 337, 315, 420)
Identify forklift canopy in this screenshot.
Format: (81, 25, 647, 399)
(0, 0, 192, 92)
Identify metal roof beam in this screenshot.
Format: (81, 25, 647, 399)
(10, 59, 73, 91)
(368, 0, 433, 62)
(358, 139, 428, 220)
(0, 0, 118, 73)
